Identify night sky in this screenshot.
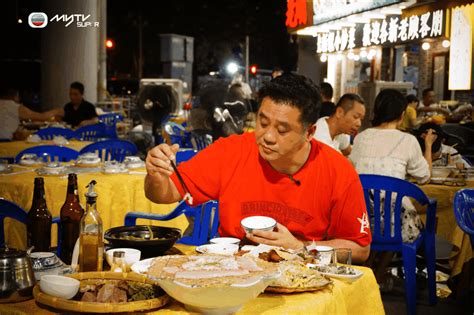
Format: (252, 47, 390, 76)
(1, 0, 297, 94)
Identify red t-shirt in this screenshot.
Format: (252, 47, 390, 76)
(170, 132, 371, 247)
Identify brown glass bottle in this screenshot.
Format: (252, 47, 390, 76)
(26, 177, 52, 252)
(60, 174, 84, 264)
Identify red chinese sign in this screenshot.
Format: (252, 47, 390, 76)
(286, 0, 307, 28)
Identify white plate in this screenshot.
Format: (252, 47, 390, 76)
(130, 257, 155, 274)
(307, 264, 363, 283)
(195, 243, 239, 255)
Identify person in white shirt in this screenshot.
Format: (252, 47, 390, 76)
(417, 88, 450, 120)
(0, 87, 63, 140)
(314, 93, 365, 156)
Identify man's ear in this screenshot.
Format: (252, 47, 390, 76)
(335, 106, 344, 118)
(306, 124, 316, 140)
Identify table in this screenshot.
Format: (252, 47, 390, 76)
(0, 166, 186, 250)
(0, 140, 92, 159)
(0, 245, 385, 315)
(418, 181, 474, 277)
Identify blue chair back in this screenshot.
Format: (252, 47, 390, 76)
(191, 132, 213, 151)
(0, 199, 60, 253)
(36, 127, 76, 140)
(124, 200, 219, 246)
(453, 188, 474, 248)
(176, 149, 198, 164)
(359, 174, 437, 315)
(99, 113, 123, 138)
(15, 145, 79, 163)
(74, 123, 107, 141)
(79, 139, 138, 162)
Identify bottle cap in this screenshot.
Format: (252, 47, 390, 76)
(85, 180, 98, 198)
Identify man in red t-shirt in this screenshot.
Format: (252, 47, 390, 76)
(145, 74, 371, 262)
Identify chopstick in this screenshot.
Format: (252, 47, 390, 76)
(170, 160, 194, 205)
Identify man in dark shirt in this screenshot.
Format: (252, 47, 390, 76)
(61, 82, 98, 128)
(319, 82, 336, 117)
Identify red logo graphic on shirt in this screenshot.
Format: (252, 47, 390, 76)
(241, 201, 314, 226)
(357, 213, 370, 234)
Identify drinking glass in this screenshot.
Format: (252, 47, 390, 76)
(333, 248, 352, 265)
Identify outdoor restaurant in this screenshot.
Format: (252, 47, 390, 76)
(0, 0, 473, 314)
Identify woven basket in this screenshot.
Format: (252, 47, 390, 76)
(33, 272, 170, 313)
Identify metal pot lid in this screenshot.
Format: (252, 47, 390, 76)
(0, 247, 26, 259)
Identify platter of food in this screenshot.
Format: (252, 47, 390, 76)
(33, 272, 169, 313)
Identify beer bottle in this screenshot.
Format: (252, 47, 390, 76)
(60, 173, 84, 265)
(79, 180, 104, 272)
(26, 177, 52, 252)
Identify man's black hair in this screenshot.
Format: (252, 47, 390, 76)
(257, 73, 321, 127)
(320, 82, 333, 99)
(70, 82, 85, 94)
(372, 89, 407, 126)
(406, 94, 419, 104)
(415, 122, 444, 154)
(334, 93, 365, 113)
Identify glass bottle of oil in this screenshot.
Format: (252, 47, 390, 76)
(79, 180, 103, 272)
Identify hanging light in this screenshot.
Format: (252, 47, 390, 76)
(336, 53, 343, 61)
(347, 51, 355, 60)
(353, 55, 360, 61)
(360, 50, 368, 58)
(422, 42, 431, 50)
(442, 40, 450, 48)
(320, 54, 328, 62)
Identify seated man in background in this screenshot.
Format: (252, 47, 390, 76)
(60, 82, 98, 128)
(319, 82, 335, 117)
(145, 73, 371, 263)
(417, 88, 450, 122)
(314, 93, 365, 156)
(0, 87, 63, 140)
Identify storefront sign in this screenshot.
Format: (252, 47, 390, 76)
(313, 0, 402, 25)
(316, 10, 445, 53)
(286, 0, 308, 28)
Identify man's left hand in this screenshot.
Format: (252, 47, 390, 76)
(246, 223, 304, 250)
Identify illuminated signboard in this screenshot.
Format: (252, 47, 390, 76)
(313, 0, 402, 25)
(286, 0, 308, 28)
(449, 5, 473, 90)
(316, 10, 445, 53)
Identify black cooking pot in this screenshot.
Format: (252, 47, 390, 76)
(104, 225, 181, 259)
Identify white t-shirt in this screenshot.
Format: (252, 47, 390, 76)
(314, 117, 350, 153)
(349, 128, 430, 184)
(433, 144, 471, 168)
(0, 100, 21, 140)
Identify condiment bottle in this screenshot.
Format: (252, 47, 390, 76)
(78, 180, 103, 272)
(110, 251, 127, 272)
(60, 174, 84, 265)
(26, 177, 52, 252)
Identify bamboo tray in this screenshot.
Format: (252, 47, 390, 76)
(33, 272, 170, 313)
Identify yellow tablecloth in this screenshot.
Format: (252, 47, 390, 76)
(0, 245, 384, 315)
(418, 181, 473, 277)
(0, 166, 186, 250)
(0, 140, 92, 159)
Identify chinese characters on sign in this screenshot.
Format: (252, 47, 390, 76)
(286, 0, 307, 28)
(316, 10, 444, 54)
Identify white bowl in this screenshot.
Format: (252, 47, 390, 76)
(241, 216, 277, 233)
(155, 275, 275, 314)
(196, 244, 239, 256)
(105, 248, 141, 267)
(210, 237, 241, 245)
(39, 275, 80, 300)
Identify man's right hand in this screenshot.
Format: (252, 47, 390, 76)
(146, 143, 180, 178)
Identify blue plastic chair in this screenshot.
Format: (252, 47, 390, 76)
(124, 200, 219, 246)
(359, 174, 437, 315)
(176, 149, 198, 164)
(453, 189, 474, 249)
(79, 139, 138, 162)
(35, 127, 76, 140)
(74, 123, 107, 141)
(0, 199, 61, 254)
(99, 113, 123, 139)
(15, 145, 80, 163)
(190, 132, 213, 151)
